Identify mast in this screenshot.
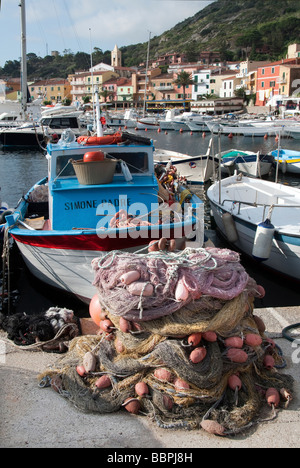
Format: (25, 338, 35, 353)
(20, 0, 27, 119)
(143, 31, 151, 117)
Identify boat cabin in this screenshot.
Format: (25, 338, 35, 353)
(46, 138, 158, 231)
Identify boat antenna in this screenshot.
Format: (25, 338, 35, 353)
(89, 28, 96, 128)
(218, 130, 222, 204)
(143, 30, 151, 118)
(20, 0, 27, 120)
(95, 88, 103, 137)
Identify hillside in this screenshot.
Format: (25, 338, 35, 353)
(121, 0, 300, 65)
(1, 0, 300, 79)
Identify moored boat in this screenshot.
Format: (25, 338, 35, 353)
(271, 148, 300, 174)
(154, 138, 215, 185)
(218, 149, 274, 177)
(4, 130, 204, 303)
(207, 173, 300, 282)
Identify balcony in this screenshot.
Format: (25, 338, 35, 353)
(155, 85, 173, 91)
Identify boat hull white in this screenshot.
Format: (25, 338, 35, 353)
(207, 175, 300, 282)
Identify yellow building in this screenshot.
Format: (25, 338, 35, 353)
(30, 79, 72, 103)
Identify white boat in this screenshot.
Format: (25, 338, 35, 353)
(207, 174, 300, 282)
(154, 138, 215, 185)
(4, 129, 204, 303)
(158, 109, 181, 131)
(0, 109, 85, 148)
(186, 116, 213, 132)
(271, 148, 300, 174)
(218, 149, 274, 177)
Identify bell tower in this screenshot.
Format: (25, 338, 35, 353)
(111, 44, 122, 68)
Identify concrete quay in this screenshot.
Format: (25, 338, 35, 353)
(0, 306, 299, 449)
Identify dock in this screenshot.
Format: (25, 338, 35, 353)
(0, 306, 299, 449)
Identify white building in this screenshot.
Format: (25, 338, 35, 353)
(192, 69, 211, 100)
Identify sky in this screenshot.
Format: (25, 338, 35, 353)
(0, 0, 214, 66)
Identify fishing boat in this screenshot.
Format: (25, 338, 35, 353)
(218, 149, 274, 177)
(154, 138, 215, 185)
(4, 129, 204, 303)
(271, 148, 300, 174)
(207, 173, 300, 282)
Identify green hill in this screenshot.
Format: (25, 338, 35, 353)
(121, 0, 300, 65)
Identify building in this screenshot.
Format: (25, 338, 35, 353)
(192, 69, 211, 100)
(69, 65, 118, 105)
(111, 45, 122, 68)
(30, 78, 71, 103)
(255, 58, 300, 106)
(191, 97, 244, 115)
(220, 75, 242, 98)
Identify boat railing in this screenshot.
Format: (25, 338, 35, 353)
(221, 198, 300, 220)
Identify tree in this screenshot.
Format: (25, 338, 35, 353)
(173, 71, 194, 110)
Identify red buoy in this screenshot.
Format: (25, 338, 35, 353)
(83, 151, 105, 162)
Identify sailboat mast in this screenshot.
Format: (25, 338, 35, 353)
(143, 31, 151, 118)
(20, 0, 27, 119)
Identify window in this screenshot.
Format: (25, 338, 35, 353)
(262, 69, 265, 75)
(261, 82, 265, 88)
(270, 81, 276, 87)
(271, 68, 275, 74)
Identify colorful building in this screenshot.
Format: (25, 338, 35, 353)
(255, 58, 299, 106)
(30, 78, 71, 103)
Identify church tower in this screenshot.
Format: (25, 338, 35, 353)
(111, 44, 122, 68)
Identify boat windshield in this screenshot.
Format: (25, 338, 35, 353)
(55, 151, 149, 178)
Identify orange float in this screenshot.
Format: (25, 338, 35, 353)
(89, 294, 102, 326)
(77, 133, 122, 146)
(83, 151, 105, 162)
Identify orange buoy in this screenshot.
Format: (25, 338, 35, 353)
(225, 336, 244, 348)
(189, 346, 207, 364)
(190, 131, 193, 135)
(89, 294, 103, 326)
(228, 133, 233, 138)
(157, 128, 161, 133)
(202, 132, 206, 138)
(200, 419, 225, 436)
(95, 375, 112, 389)
(228, 374, 242, 391)
(263, 354, 275, 370)
(100, 319, 114, 333)
(226, 348, 248, 363)
(145, 128, 148, 131)
(135, 382, 149, 397)
(245, 333, 263, 347)
(188, 332, 202, 347)
(174, 377, 190, 390)
(266, 387, 280, 407)
(179, 128, 183, 133)
(123, 398, 141, 414)
(83, 151, 105, 162)
(165, 131, 168, 135)
(264, 134, 268, 139)
(275, 135, 279, 142)
(124, 125, 127, 129)
(202, 331, 217, 342)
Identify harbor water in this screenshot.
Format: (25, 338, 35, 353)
(0, 130, 300, 315)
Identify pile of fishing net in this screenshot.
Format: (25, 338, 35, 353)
(39, 247, 294, 436)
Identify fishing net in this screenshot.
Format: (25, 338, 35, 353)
(39, 247, 294, 436)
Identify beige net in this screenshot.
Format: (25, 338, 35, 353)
(39, 248, 294, 436)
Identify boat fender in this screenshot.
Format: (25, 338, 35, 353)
(222, 212, 238, 243)
(281, 160, 287, 174)
(252, 218, 275, 261)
